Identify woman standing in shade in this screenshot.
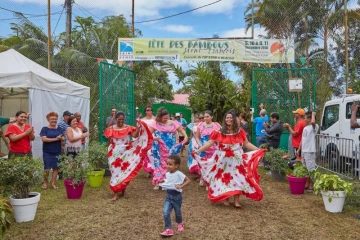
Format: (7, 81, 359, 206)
(149, 107, 188, 190)
(104, 111, 152, 200)
(187, 115, 200, 175)
(240, 112, 250, 140)
(40, 112, 64, 190)
(193, 111, 266, 207)
(5, 111, 35, 158)
(195, 110, 221, 186)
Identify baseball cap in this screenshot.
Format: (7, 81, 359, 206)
(63, 111, 72, 117)
(175, 113, 180, 117)
(292, 108, 305, 116)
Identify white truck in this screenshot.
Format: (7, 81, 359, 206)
(319, 94, 360, 178)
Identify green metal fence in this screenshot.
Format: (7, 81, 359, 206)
(251, 68, 317, 150)
(99, 62, 135, 142)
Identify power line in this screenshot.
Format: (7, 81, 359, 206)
(74, 2, 100, 19)
(53, 6, 65, 36)
(0, 6, 42, 16)
(135, 0, 222, 24)
(0, 11, 62, 21)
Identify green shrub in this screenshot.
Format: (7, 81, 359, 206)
(0, 156, 43, 199)
(265, 148, 289, 174)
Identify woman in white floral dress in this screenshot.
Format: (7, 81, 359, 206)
(104, 112, 152, 201)
(193, 111, 266, 207)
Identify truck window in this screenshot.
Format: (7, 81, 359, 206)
(322, 104, 339, 130)
(345, 102, 360, 119)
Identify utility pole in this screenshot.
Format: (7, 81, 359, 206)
(344, 0, 349, 93)
(132, 0, 135, 37)
(65, 0, 72, 47)
(47, 0, 51, 70)
(251, 0, 254, 39)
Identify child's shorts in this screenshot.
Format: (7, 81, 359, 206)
(302, 152, 316, 171)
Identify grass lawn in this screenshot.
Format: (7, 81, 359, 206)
(6, 151, 360, 240)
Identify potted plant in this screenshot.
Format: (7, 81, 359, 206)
(86, 142, 108, 188)
(265, 148, 289, 181)
(58, 152, 89, 199)
(0, 198, 13, 238)
(0, 156, 43, 223)
(313, 173, 353, 213)
(286, 162, 309, 195)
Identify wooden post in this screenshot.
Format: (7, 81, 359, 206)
(344, 0, 349, 93)
(132, 0, 135, 38)
(47, 0, 51, 70)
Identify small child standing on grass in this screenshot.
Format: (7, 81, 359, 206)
(297, 111, 319, 191)
(159, 154, 190, 237)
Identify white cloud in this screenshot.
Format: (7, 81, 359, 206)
(221, 27, 268, 39)
(8, 0, 247, 19)
(159, 25, 194, 33)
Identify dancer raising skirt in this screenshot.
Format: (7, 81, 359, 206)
(195, 110, 221, 186)
(104, 111, 152, 201)
(149, 107, 188, 190)
(187, 116, 200, 175)
(193, 111, 266, 207)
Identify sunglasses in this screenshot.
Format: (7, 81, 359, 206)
(146, 109, 152, 112)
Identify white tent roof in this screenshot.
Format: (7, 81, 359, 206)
(0, 49, 90, 98)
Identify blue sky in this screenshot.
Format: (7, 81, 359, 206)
(0, 0, 263, 89)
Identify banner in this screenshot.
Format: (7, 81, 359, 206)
(118, 38, 294, 63)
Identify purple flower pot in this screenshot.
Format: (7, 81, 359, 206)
(64, 180, 85, 199)
(287, 175, 307, 195)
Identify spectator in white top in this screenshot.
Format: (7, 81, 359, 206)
(296, 111, 318, 191)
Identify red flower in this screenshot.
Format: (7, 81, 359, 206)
(210, 165, 217, 172)
(112, 158, 122, 168)
(221, 173, 233, 185)
(224, 148, 235, 158)
(214, 155, 219, 162)
(200, 157, 207, 161)
(121, 161, 130, 171)
(215, 169, 224, 179)
(208, 187, 214, 195)
(134, 145, 142, 155)
(218, 143, 225, 150)
(236, 164, 246, 175)
(108, 148, 113, 157)
(126, 141, 134, 150)
(242, 154, 248, 160)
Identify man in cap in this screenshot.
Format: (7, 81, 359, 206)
(58, 111, 72, 141)
(251, 107, 269, 147)
(283, 108, 306, 160)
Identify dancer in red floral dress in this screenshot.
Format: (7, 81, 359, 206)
(104, 111, 153, 201)
(193, 111, 266, 207)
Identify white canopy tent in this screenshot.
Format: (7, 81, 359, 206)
(0, 49, 90, 158)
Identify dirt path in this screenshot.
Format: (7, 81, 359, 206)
(7, 151, 360, 240)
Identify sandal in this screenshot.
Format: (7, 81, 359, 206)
(306, 188, 313, 193)
(51, 185, 58, 190)
(41, 184, 47, 190)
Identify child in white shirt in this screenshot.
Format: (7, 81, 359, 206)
(297, 111, 319, 191)
(159, 154, 190, 237)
